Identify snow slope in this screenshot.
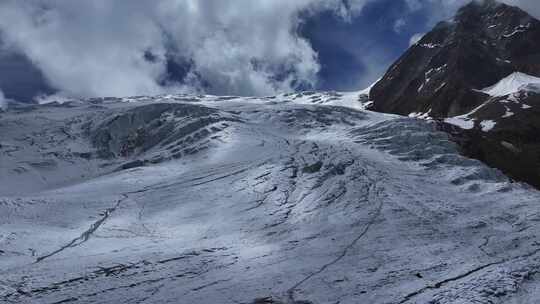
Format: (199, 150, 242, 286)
(481, 72, 540, 97)
(441, 72, 540, 132)
(1, 92, 540, 304)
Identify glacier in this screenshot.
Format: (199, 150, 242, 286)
(1, 92, 540, 304)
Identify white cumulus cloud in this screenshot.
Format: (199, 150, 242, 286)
(0, 0, 373, 98)
(0, 0, 538, 99)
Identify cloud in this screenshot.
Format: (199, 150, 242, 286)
(156, 0, 324, 96)
(0, 0, 539, 99)
(0, 0, 374, 98)
(0, 88, 7, 110)
(0, 1, 170, 98)
(394, 18, 407, 33)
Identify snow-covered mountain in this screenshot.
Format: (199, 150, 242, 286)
(437, 72, 540, 189)
(367, 0, 540, 190)
(370, 0, 540, 118)
(2, 91, 540, 304)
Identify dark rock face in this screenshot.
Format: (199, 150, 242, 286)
(440, 89, 540, 188)
(370, 0, 540, 117)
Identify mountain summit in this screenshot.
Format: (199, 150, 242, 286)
(370, 0, 540, 117)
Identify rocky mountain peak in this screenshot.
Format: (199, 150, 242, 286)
(454, 0, 536, 39)
(369, 0, 540, 187)
(456, 0, 502, 17)
(369, 0, 540, 118)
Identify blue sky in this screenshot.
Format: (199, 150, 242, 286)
(0, 0, 538, 101)
(302, 0, 433, 90)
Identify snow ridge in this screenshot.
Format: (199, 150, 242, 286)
(481, 72, 540, 97)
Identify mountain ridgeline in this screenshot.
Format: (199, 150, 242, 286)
(369, 0, 540, 188)
(371, 0, 540, 117)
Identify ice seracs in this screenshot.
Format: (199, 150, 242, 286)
(276, 81, 378, 111)
(2, 91, 540, 304)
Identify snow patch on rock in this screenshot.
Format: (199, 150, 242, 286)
(481, 72, 540, 97)
(480, 120, 496, 132)
(444, 116, 475, 130)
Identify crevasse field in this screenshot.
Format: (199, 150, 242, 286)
(1, 91, 540, 304)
